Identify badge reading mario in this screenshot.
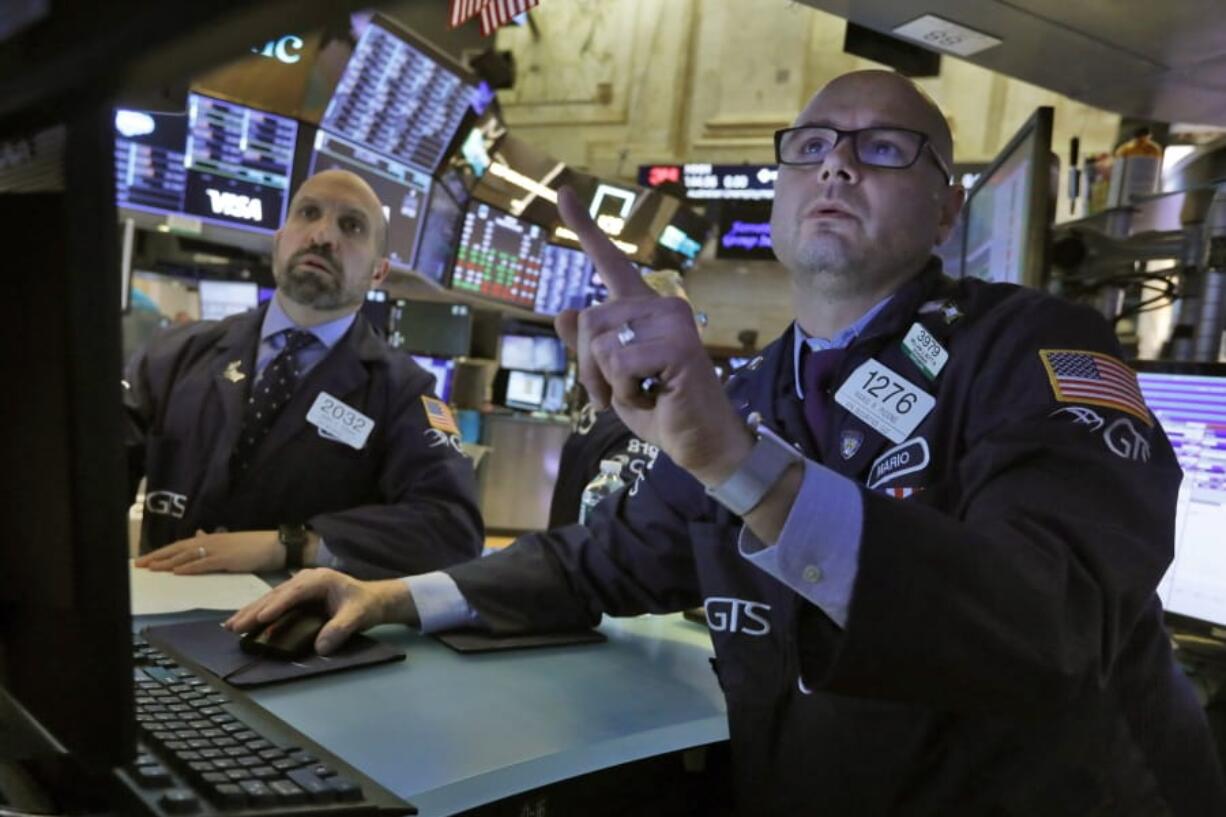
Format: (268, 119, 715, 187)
(421, 396, 459, 435)
(1038, 349, 1152, 426)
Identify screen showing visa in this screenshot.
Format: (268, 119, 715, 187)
(181, 93, 299, 233)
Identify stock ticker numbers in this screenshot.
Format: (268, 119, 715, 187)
(452, 204, 546, 309)
(322, 24, 475, 174)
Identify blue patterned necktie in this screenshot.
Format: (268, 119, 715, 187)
(801, 346, 848, 460)
(230, 329, 316, 481)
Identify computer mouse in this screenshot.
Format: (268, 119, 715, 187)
(239, 603, 330, 661)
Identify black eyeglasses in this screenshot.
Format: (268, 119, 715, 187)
(774, 125, 953, 185)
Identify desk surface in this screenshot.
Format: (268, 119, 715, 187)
(153, 613, 728, 817)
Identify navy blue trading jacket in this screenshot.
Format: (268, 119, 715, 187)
(124, 304, 483, 579)
(446, 261, 1226, 815)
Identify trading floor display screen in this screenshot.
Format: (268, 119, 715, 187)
(308, 130, 431, 267)
(534, 244, 594, 316)
(182, 93, 299, 233)
(1137, 370, 1226, 628)
(321, 21, 476, 175)
(451, 202, 546, 309)
(114, 110, 189, 216)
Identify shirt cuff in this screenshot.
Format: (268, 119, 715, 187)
(311, 538, 341, 569)
(738, 459, 864, 628)
(404, 572, 483, 634)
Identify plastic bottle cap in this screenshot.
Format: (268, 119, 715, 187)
(599, 459, 624, 475)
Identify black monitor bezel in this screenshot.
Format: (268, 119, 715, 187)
(959, 105, 1053, 289)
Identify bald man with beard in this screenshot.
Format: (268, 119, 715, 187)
(127, 169, 483, 580)
(230, 74, 1225, 814)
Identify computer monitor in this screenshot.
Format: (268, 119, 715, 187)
(504, 370, 546, 411)
(960, 106, 1053, 288)
(1134, 361, 1226, 638)
(412, 167, 471, 286)
(388, 299, 473, 357)
(715, 201, 776, 261)
(114, 108, 189, 218)
(534, 243, 595, 316)
(319, 15, 478, 176)
(181, 92, 299, 234)
(541, 374, 568, 413)
(450, 201, 547, 310)
(409, 355, 457, 403)
(190, 30, 326, 121)
(2, 180, 132, 779)
(499, 334, 567, 373)
(197, 279, 259, 320)
(306, 127, 432, 269)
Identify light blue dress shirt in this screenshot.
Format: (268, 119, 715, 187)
(407, 297, 892, 633)
(258, 295, 356, 569)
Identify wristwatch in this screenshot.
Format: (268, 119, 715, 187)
(705, 413, 804, 517)
(278, 524, 309, 570)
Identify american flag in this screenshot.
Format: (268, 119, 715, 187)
(448, 0, 488, 29)
(479, 0, 539, 36)
(422, 396, 459, 434)
(1039, 349, 1152, 426)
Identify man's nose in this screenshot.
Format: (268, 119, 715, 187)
(307, 217, 339, 249)
(818, 137, 860, 184)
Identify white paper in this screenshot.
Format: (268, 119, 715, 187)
(130, 561, 272, 615)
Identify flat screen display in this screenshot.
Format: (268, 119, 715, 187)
(388, 299, 472, 357)
(962, 131, 1035, 285)
(308, 129, 431, 268)
(114, 109, 189, 217)
(198, 279, 259, 320)
(505, 370, 546, 411)
(535, 244, 594, 316)
(716, 201, 775, 261)
(410, 354, 456, 402)
(1137, 369, 1226, 629)
(451, 202, 546, 309)
(182, 93, 299, 233)
(542, 375, 567, 413)
(499, 335, 567, 373)
(412, 167, 470, 286)
(320, 21, 477, 174)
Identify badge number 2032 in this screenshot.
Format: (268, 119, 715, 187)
(306, 391, 375, 450)
(834, 358, 935, 444)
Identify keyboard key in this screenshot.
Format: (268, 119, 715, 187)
(212, 758, 237, 770)
(328, 777, 363, 802)
(199, 748, 223, 759)
(312, 764, 336, 779)
(223, 747, 249, 758)
(272, 758, 299, 772)
(233, 730, 258, 742)
(251, 766, 279, 781)
(226, 768, 254, 782)
(288, 751, 317, 766)
(238, 756, 263, 768)
(209, 783, 247, 808)
(258, 748, 286, 761)
(238, 780, 275, 807)
(269, 779, 306, 803)
(245, 738, 274, 751)
(158, 789, 199, 813)
(287, 768, 333, 802)
(175, 750, 201, 763)
(187, 760, 216, 775)
(201, 771, 230, 786)
(133, 764, 172, 788)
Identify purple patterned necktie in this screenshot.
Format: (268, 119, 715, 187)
(802, 346, 848, 458)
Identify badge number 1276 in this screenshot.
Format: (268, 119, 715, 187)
(833, 359, 935, 444)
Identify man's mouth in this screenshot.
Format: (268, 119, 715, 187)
(295, 254, 335, 275)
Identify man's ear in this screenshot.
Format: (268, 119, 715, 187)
(934, 184, 966, 247)
(370, 258, 391, 287)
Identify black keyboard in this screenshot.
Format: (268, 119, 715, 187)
(117, 635, 415, 816)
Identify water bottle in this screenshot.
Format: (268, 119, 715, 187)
(578, 459, 627, 526)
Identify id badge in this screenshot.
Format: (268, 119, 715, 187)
(834, 358, 935, 444)
(306, 391, 374, 450)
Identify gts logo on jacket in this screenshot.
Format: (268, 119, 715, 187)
(704, 596, 772, 636)
(145, 491, 188, 519)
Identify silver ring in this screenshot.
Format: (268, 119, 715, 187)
(616, 322, 636, 347)
(197, 546, 207, 560)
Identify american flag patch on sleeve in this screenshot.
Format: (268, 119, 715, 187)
(421, 396, 459, 434)
(1038, 349, 1152, 426)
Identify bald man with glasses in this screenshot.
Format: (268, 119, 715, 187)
(231, 71, 1224, 815)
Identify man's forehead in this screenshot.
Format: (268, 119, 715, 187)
(796, 75, 941, 133)
(293, 183, 378, 216)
